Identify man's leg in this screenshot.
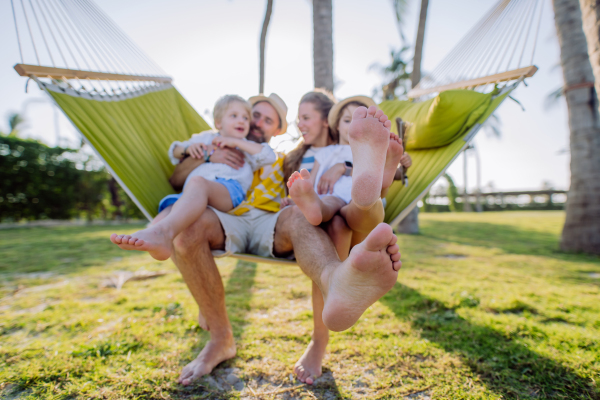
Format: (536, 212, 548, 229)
(170, 209, 236, 386)
(273, 206, 401, 332)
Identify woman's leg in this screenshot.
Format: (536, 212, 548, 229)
(110, 177, 232, 260)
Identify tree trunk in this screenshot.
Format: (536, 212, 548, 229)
(554, 0, 600, 254)
(411, 0, 429, 88)
(312, 0, 334, 91)
(396, 207, 419, 234)
(259, 0, 274, 94)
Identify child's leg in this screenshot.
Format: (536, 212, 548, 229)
(288, 169, 346, 226)
(340, 198, 385, 234)
(110, 177, 232, 261)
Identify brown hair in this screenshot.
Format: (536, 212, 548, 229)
(333, 101, 368, 137)
(283, 89, 336, 184)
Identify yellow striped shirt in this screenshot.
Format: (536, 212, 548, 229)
(231, 152, 286, 215)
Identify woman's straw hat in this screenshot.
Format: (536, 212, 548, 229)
(248, 93, 288, 134)
(327, 95, 377, 136)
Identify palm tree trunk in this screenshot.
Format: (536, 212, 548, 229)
(411, 0, 429, 88)
(259, 0, 274, 94)
(553, 0, 600, 254)
(312, 0, 334, 91)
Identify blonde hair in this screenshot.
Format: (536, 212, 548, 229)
(283, 89, 336, 184)
(213, 95, 252, 125)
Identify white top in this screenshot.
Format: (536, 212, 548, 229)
(313, 144, 353, 204)
(313, 144, 352, 186)
(168, 130, 277, 192)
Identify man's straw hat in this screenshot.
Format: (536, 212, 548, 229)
(249, 93, 288, 134)
(328, 95, 377, 136)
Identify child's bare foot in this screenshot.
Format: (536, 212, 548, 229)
(382, 133, 403, 193)
(294, 338, 328, 385)
(349, 106, 392, 209)
(321, 223, 401, 331)
(110, 227, 173, 261)
(288, 169, 323, 226)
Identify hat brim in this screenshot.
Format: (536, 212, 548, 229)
(327, 95, 377, 136)
(248, 95, 288, 134)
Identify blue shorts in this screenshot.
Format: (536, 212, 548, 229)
(158, 178, 246, 213)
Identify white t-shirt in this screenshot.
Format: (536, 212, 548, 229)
(313, 144, 353, 204)
(168, 131, 276, 193)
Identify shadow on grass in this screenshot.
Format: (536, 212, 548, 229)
(0, 224, 147, 275)
(380, 284, 598, 399)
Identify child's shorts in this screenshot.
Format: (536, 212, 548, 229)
(318, 175, 352, 205)
(158, 178, 246, 213)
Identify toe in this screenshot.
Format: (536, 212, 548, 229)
(353, 106, 368, 119)
(384, 119, 392, 129)
(110, 233, 120, 244)
(374, 109, 384, 119)
(135, 239, 145, 247)
(300, 168, 311, 179)
(127, 237, 138, 245)
(391, 252, 401, 262)
(392, 260, 402, 271)
(379, 113, 388, 123)
(306, 376, 314, 385)
(366, 105, 377, 117)
(387, 244, 399, 254)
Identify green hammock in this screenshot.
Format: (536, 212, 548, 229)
(10, 0, 541, 264)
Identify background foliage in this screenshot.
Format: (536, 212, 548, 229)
(0, 136, 144, 222)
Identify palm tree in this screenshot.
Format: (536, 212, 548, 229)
(370, 47, 412, 100)
(259, 0, 274, 94)
(553, 0, 600, 254)
(312, 0, 334, 91)
(411, 0, 429, 88)
(8, 113, 25, 137)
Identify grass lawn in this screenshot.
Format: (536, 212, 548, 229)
(1, 211, 599, 399)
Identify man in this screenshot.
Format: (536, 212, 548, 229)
(164, 94, 401, 385)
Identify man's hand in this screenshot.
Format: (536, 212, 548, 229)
(208, 145, 245, 169)
(399, 153, 412, 169)
(317, 163, 345, 194)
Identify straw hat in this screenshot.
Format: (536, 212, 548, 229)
(327, 95, 377, 136)
(248, 93, 288, 134)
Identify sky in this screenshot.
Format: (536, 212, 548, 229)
(0, 0, 569, 192)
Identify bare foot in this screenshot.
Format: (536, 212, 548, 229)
(382, 132, 404, 193)
(178, 337, 236, 386)
(288, 169, 323, 226)
(321, 223, 401, 332)
(109, 227, 173, 261)
(349, 106, 392, 209)
(294, 338, 328, 385)
(198, 310, 209, 331)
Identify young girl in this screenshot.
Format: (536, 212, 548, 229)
(110, 95, 276, 260)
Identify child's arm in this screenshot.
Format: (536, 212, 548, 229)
(212, 137, 263, 155)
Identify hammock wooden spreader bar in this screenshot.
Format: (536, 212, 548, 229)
(408, 65, 537, 98)
(14, 64, 172, 84)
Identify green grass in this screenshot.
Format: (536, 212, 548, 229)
(1, 211, 599, 399)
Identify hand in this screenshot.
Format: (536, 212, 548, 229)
(207, 145, 245, 170)
(212, 136, 239, 148)
(187, 143, 207, 159)
(280, 197, 295, 209)
(399, 153, 412, 169)
(317, 163, 345, 195)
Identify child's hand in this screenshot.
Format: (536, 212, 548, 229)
(212, 137, 239, 149)
(280, 197, 295, 209)
(187, 143, 207, 159)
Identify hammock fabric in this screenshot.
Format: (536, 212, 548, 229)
(45, 83, 210, 219)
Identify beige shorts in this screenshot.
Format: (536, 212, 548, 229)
(209, 207, 283, 258)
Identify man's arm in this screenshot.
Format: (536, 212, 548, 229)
(168, 145, 246, 191)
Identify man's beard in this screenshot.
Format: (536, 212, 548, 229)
(247, 125, 267, 143)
